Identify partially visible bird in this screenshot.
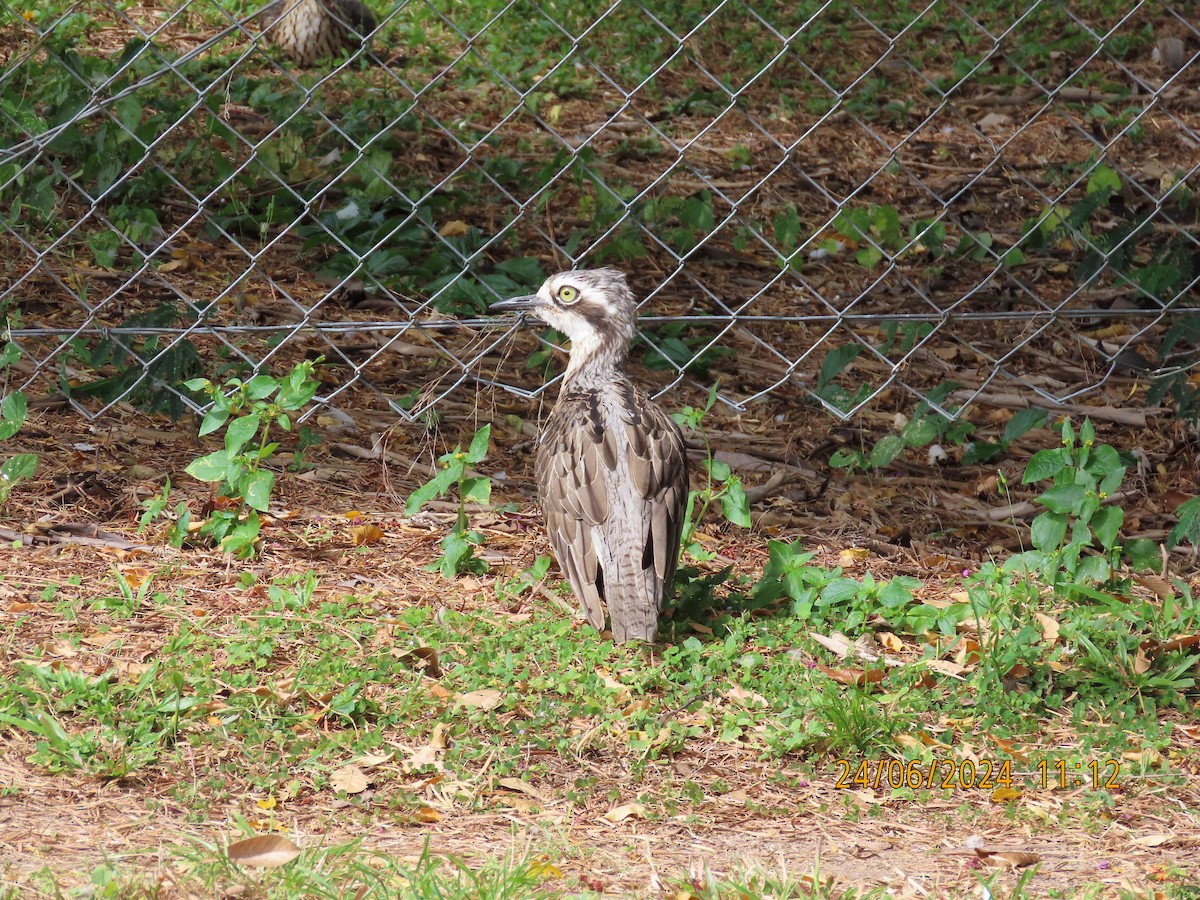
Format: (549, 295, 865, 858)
(259, 0, 376, 65)
(492, 269, 689, 643)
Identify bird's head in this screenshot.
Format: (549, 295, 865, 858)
(491, 268, 638, 375)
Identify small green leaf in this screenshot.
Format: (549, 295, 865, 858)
(1072, 554, 1110, 584)
(1090, 505, 1123, 548)
(962, 441, 1004, 465)
(1037, 483, 1086, 515)
(1, 391, 27, 423)
(461, 476, 492, 504)
(1124, 537, 1162, 570)
(220, 512, 261, 558)
(720, 478, 752, 528)
(707, 458, 732, 482)
(817, 345, 861, 391)
(1002, 549, 1045, 574)
(1, 453, 37, 485)
(1030, 510, 1067, 551)
(466, 424, 492, 463)
(819, 578, 861, 606)
(1079, 418, 1096, 446)
(1002, 407, 1047, 445)
(829, 448, 866, 471)
(1023, 448, 1067, 483)
(244, 375, 278, 401)
(1086, 165, 1121, 197)
(405, 480, 443, 516)
(185, 449, 230, 483)
(901, 416, 940, 447)
(868, 434, 906, 469)
(1001, 246, 1025, 267)
(198, 405, 231, 437)
(242, 470, 275, 512)
(225, 414, 261, 456)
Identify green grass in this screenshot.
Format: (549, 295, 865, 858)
(1, 525, 1195, 894)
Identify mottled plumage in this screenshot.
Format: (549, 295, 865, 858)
(492, 269, 689, 642)
(260, 0, 375, 65)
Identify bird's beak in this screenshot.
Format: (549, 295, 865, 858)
(489, 293, 541, 313)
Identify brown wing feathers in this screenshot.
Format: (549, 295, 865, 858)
(538, 386, 687, 640)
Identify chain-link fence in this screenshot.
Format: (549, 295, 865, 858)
(1, 0, 1197, 426)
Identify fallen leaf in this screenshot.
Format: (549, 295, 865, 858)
(1123, 748, 1162, 767)
(815, 663, 884, 687)
(1132, 832, 1173, 848)
(809, 632, 853, 658)
(350, 523, 384, 546)
(409, 746, 440, 769)
(457, 688, 503, 710)
(353, 752, 393, 767)
(439, 220, 470, 237)
(117, 566, 151, 589)
(498, 777, 550, 803)
(256, 796, 277, 810)
(1132, 645, 1151, 675)
(81, 632, 127, 649)
(989, 736, 1030, 764)
(595, 668, 632, 702)
(839, 547, 869, 566)
(723, 684, 769, 708)
(603, 802, 646, 823)
(926, 659, 968, 678)
(330, 765, 369, 795)
(991, 787, 1023, 803)
(1035, 613, 1060, 645)
(877, 631, 904, 652)
(974, 848, 1040, 868)
(396, 646, 443, 678)
(977, 112, 1011, 131)
(227, 835, 302, 868)
(852, 632, 882, 662)
(529, 858, 563, 879)
(1134, 573, 1174, 600)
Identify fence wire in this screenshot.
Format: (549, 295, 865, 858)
(1, 0, 1197, 426)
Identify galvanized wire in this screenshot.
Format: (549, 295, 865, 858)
(0, 0, 1197, 424)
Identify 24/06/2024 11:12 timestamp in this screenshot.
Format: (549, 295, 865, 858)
(834, 758, 1121, 791)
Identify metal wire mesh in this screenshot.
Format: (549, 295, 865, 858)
(1, 0, 1197, 425)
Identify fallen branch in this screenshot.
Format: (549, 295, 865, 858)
(951, 390, 1152, 427)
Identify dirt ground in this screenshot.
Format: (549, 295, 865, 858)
(1, 400, 1199, 897)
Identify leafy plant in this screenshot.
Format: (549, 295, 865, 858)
(1168, 496, 1200, 552)
(639, 322, 732, 377)
(832, 204, 905, 270)
(0, 339, 37, 505)
(813, 343, 871, 414)
(181, 360, 321, 557)
(494, 555, 551, 604)
(1002, 417, 1156, 592)
(672, 384, 751, 562)
(830, 381, 979, 472)
(61, 302, 202, 419)
(751, 539, 965, 636)
(405, 424, 492, 577)
(137, 478, 191, 547)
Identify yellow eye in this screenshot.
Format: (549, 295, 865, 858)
(557, 285, 579, 303)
